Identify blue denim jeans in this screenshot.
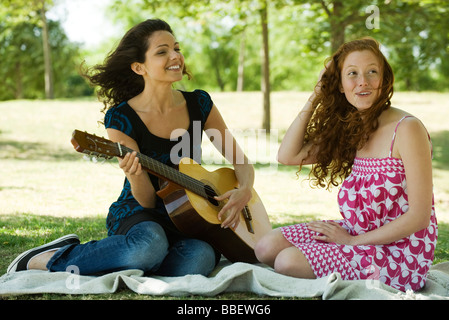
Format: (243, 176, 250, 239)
(46, 221, 217, 277)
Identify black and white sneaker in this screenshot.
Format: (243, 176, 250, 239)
(7, 234, 80, 273)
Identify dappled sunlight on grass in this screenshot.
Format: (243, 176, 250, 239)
(0, 213, 107, 274)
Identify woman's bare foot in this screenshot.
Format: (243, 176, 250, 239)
(27, 250, 57, 270)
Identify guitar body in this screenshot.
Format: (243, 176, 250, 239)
(157, 158, 272, 263)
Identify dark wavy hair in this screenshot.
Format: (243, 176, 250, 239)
(304, 37, 394, 189)
(82, 19, 190, 113)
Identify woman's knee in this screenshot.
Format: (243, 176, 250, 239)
(181, 239, 217, 274)
(159, 239, 217, 277)
(124, 222, 169, 271)
(254, 234, 272, 263)
(254, 229, 288, 265)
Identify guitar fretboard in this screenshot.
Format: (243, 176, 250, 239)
(115, 143, 213, 200)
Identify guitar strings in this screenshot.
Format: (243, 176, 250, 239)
(113, 144, 220, 198)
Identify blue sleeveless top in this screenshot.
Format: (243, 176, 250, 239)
(103, 90, 213, 236)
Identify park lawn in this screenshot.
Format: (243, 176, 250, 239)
(0, 91, 448, 300)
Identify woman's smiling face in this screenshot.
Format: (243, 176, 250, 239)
(340, 50, 382, 111)
(137, 30, 185, 84)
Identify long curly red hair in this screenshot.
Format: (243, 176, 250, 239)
(304, 37, 394, 189)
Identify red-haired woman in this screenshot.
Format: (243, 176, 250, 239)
(255, 38, 437, 292)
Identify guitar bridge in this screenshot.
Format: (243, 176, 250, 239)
(242, 206, 254, 234)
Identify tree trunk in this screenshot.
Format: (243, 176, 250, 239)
(237, 29, 246, 92)
(15, 62, 23, 99)
(321, 0, 346, 53)
(214, 62, 225, 91)
(260, 1, 271, 133)
(40, 0, 54, 99)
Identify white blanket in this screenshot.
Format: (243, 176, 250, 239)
(1, 260, 448, 299)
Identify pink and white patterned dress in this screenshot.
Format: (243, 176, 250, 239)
(280, 116, 438, 292)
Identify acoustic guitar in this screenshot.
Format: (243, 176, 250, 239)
(71, 130, 272, 263)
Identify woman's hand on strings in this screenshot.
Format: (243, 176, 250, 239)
(215, 188, 252, 230)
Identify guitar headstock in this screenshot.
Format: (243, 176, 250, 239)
(71, 130, 118, 160)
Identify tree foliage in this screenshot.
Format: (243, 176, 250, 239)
(108, 0, 449, 93)
(0, 0, 92, 100)
(1, 0, 448, 102)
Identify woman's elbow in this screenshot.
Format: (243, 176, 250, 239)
(278, 143, 316, 166)
(417, 213, 433, 231)
(277, 151, 296, 165)
(133, 191, 156, 209)
(277, 149, 309, 166)
(410, 207, 433, 232)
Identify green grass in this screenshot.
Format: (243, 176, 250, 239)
(1, 92, 449, 300)
(0, 213, 305, 300)
(1, 213, 448, 300)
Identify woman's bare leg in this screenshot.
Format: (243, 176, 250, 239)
(274, 246, 316, 279)
(255, 228, 315, 278)
(255, 229, 292, 267)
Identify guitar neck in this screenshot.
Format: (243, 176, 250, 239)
(115, 143, 211, 199)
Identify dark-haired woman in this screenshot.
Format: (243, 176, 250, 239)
(255, 38, 437, 292)
(8, 19, 255, 277)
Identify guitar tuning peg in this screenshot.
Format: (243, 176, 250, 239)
(95, 156, 106, 164)
(83, 155, 91, 162)
(91, 154, 106, 164)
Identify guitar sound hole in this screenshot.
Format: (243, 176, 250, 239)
(204, 185, 219, 206)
